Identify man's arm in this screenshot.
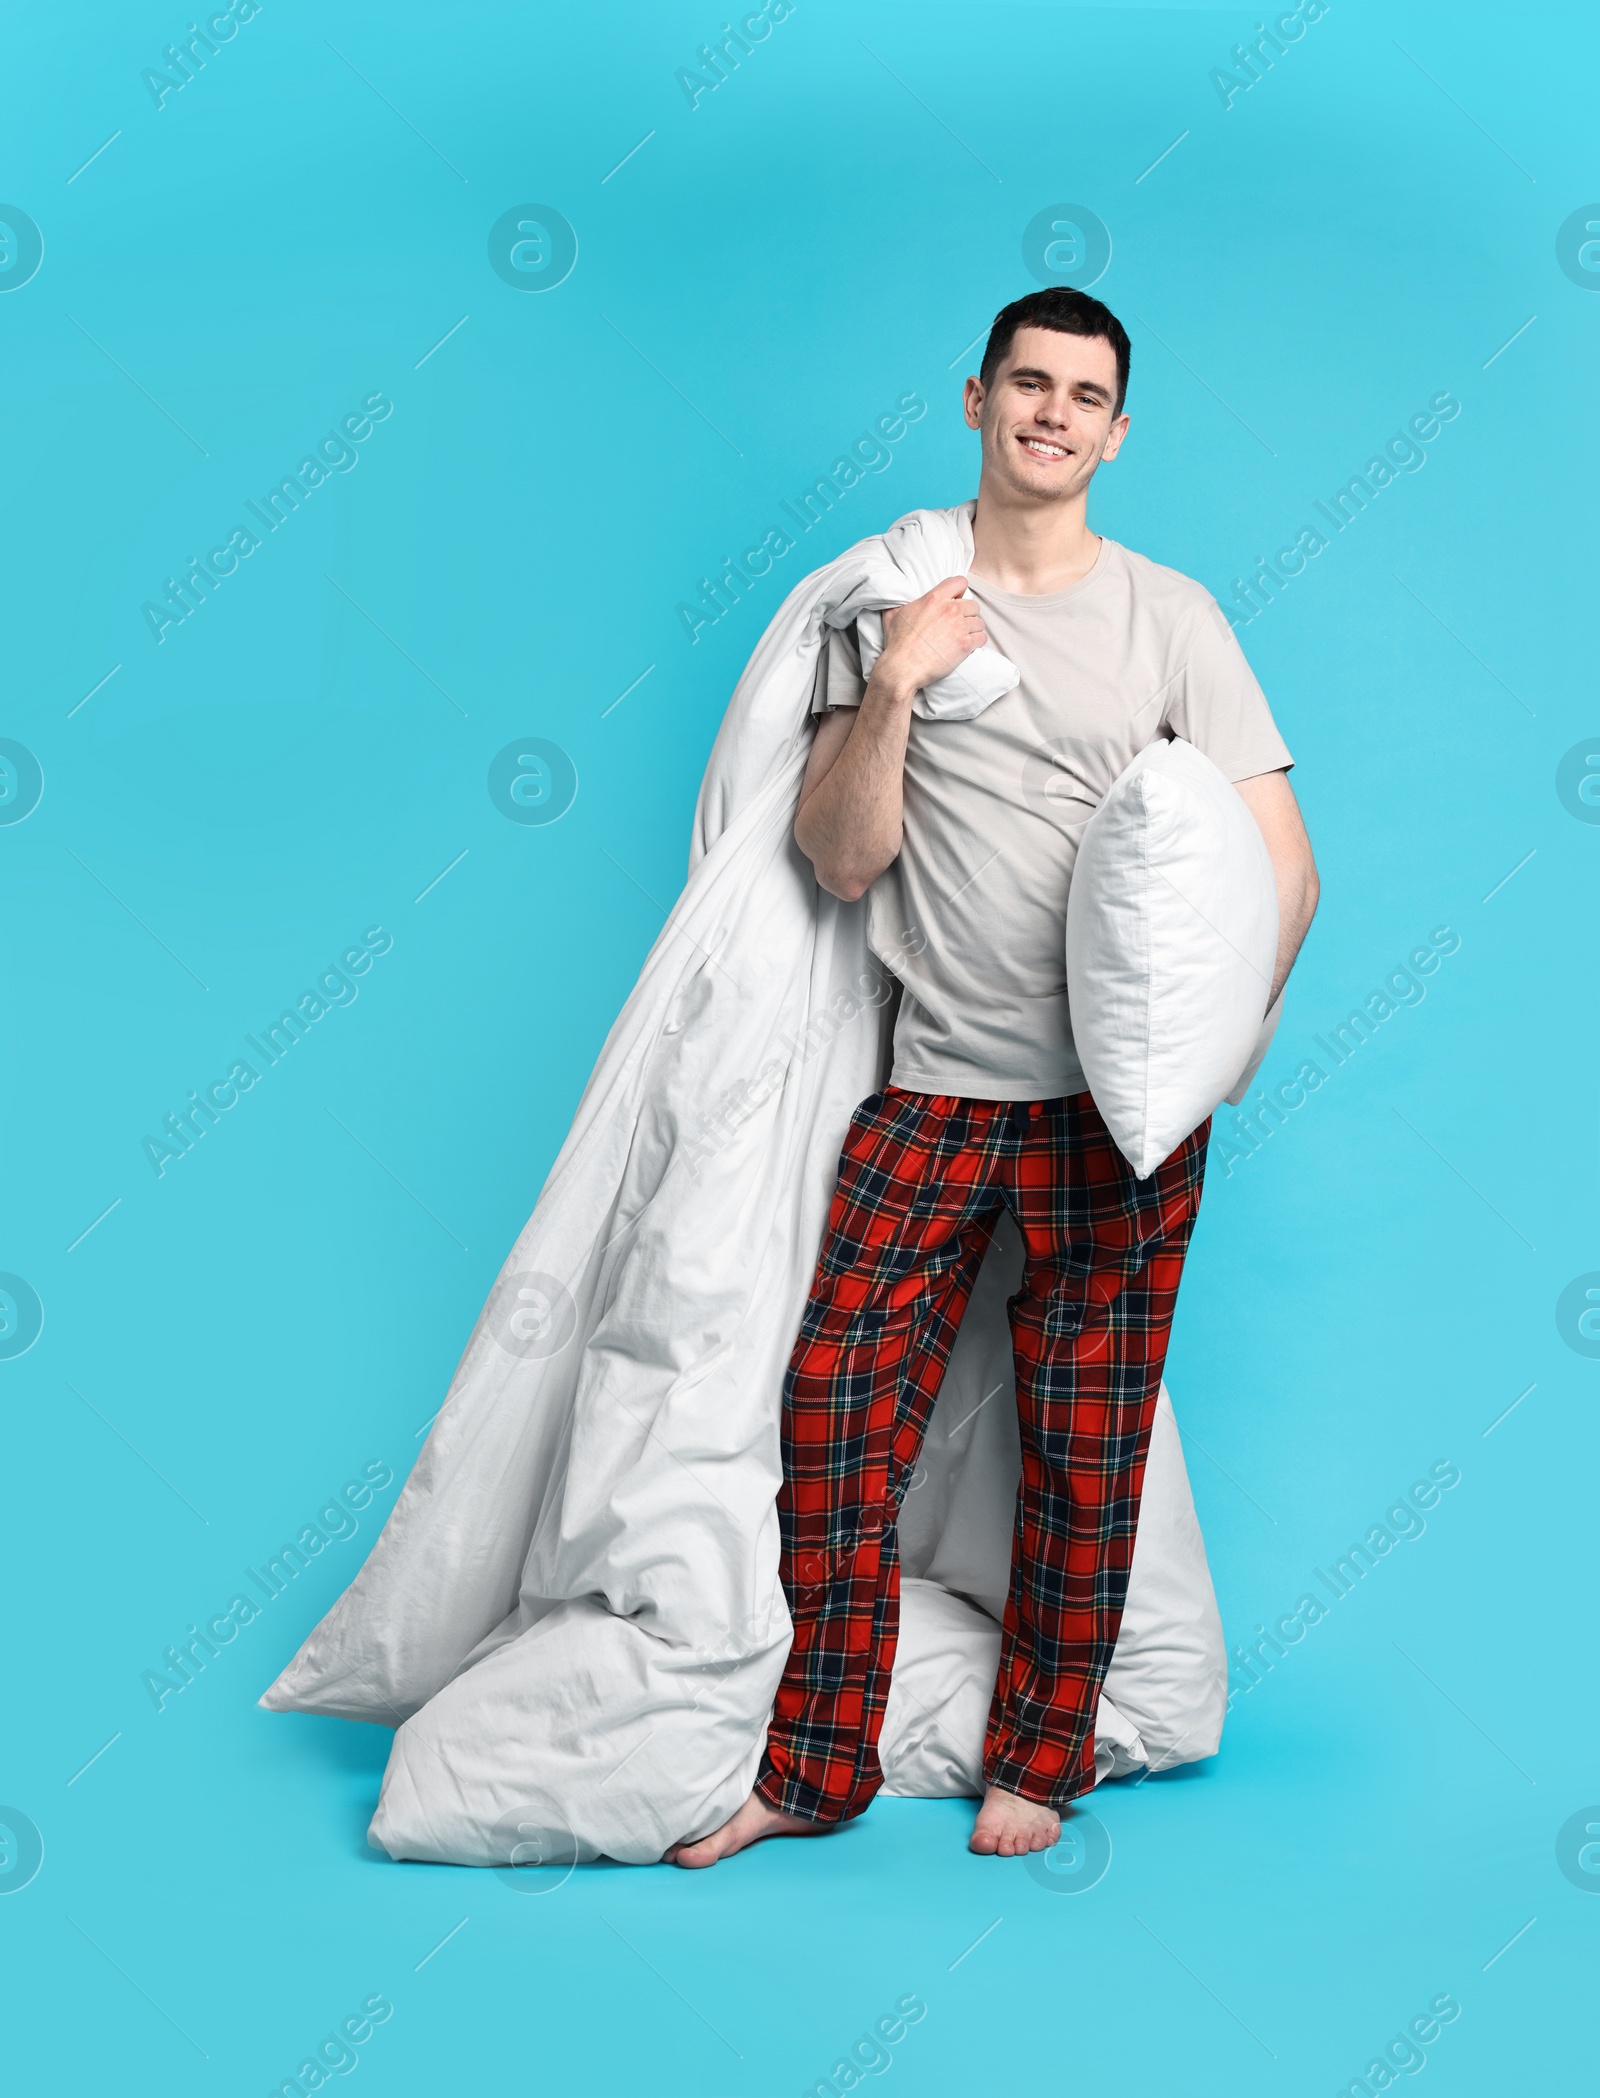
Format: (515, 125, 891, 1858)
(1234, 768, 1319, 1008)
(795, 577, 986, 901)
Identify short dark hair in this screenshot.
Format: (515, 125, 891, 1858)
(978, 288, 1131, 416)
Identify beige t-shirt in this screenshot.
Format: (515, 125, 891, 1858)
(813, 535, 1294, 1100)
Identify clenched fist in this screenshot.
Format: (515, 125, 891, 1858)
(876, 575, 987, 696)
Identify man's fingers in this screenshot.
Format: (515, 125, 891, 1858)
(877, 576, 986, 685)
(890, 576, 973, 624)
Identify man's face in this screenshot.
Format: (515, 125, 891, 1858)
(963, 325, 1129, 503)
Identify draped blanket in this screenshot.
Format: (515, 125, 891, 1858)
(261, 505, 1227, 1865)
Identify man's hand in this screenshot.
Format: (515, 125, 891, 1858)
(877, 576, 988, 698)
(794, 577, 987, 902)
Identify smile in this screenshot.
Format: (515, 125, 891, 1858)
(1019, 437, 1069, 460)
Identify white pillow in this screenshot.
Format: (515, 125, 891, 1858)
(1065, 738, 1278, 1177)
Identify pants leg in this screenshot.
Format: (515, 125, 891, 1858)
(756, 1089, 1004, 1822)
(983, 1094, 1210, 1807)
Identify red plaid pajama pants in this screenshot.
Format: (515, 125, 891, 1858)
(755, 1085, 1209, 1821)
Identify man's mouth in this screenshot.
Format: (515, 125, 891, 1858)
(1018, 436, 1070, 461)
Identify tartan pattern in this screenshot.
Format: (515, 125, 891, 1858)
(755, 1086, 1209, 1820)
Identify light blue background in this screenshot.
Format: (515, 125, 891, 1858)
(3, 3, 1596, 2091)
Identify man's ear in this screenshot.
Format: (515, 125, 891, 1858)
(1101, 412, 1131, 462)
(962, 375, 985, 430)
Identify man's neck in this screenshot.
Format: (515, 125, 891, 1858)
(968, 479, 1100, 595)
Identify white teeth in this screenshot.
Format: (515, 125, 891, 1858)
(1022, 439, 1066, 457)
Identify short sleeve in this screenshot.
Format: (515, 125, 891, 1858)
(1164, 598, 1293, 779)
(811, 620, 868, 715)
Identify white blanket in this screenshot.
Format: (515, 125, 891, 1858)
(261, 503, 1226, 1864)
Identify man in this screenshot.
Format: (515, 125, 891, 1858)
(669, 288, 1319, 1867)
(742, 289, 1319, 1864)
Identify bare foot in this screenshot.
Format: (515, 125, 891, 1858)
(665, 1790, 829, 1868)
(969, 1783, 1061, 1857)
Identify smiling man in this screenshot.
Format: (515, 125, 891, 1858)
(670, 286, 1319, 1867)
